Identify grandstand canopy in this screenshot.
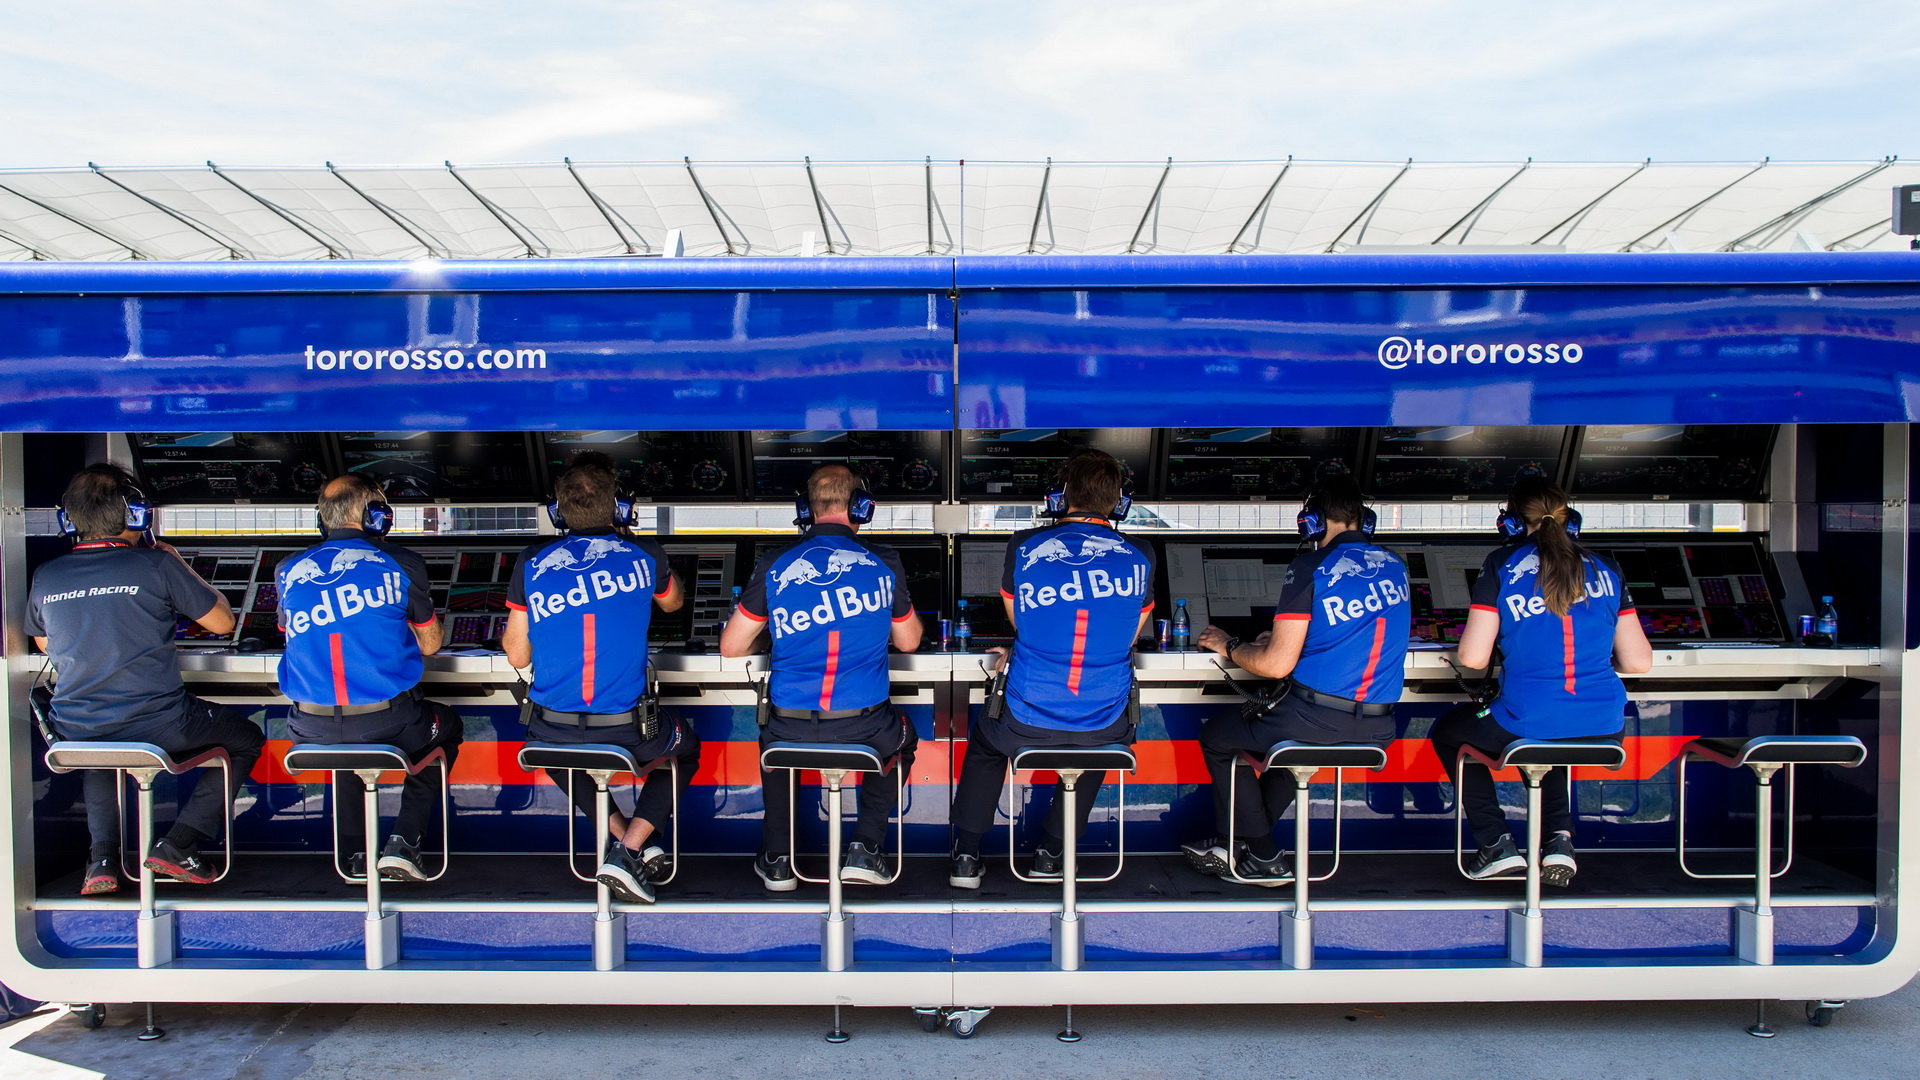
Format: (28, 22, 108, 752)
(0, 158, 1909, 261)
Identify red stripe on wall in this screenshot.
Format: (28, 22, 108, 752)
(329, 633, 348, 707)
(1067, 608, 1089, 695)
(819, 629, 840, 710)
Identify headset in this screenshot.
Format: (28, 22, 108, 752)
(314, 483, 395, 538)
(547, 492, 637, 533)
(1296, 487, 1377, 541)
(1042, 488, 1132, 521)
(793, 470, 877, 530)
(56, 471, 153, 539)
(1496, 504, 1583, 539)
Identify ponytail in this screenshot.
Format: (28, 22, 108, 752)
(1508, 478, 1586, 616)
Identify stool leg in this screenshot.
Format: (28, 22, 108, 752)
(1508, 767, 1546, 968)
(823, 773, 852, 972)
(1737, 767, 1778, 965)
(133, 771, 175, 969)
(1053, 772, 1083, 972)
(592, 777, 625, 972)
(361, 771, 398, 970)
(1282, 769, 1313, 970)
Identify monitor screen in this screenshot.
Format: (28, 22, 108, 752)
(1586, 539, 1783, 642)
(541, 430, 744, 501)
(650, 545, 738, 645)
(338, 431, 537, 502)
(1163, 542, 1297, 643)
(956, 429, 1156, 501)
(132, 433, 331, 504)
(1163, 428, 1364, 500)
(749, 431, 946, 500)
(953, 540, 1015, 644)
(1369, 426, 1567, 499)
(1570, 424, 1774, 499)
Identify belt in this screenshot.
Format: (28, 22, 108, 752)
(773, 706, 873, 721)
(293, 695, 408, 717)
(1292, 683, 1396, 718)
(540, 708, 648, 728)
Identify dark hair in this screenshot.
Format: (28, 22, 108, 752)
(317, 474, 386, 531)
(555, 453, 620, 530)
(61, 463, 140, 540)
(806, 463, 861, 519)
(1060, 449, 1124, 516)
(1307, 474, 1367, 529)
(1508, 477, 1585, 616)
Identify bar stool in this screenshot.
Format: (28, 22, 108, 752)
(759, 742, 903, 973)
(1454, 738, 1626, 967)
(1004, 744, 1137, 974)
(282, 743, 449, 970)
(1227, 741, 1388, 969)
(1677, 735, 1868, 966)
(517, 742, 680, 972)
(42, 741, 234, 968)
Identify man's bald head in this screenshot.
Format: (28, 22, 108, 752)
(806, 464, 863, 524)
(317, 474, 386, 531)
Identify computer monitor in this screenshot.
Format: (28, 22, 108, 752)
(748, 431, 947, 500)
(1570, 425, 1774, 500)
(1163, 428, 1364, 500)
(338, 431, 538, 502)
(956, 429, 1156, 501)
(1369, 426, 1568, 499)
(132, 433, 332, 504)
(540, 430, 745, 501)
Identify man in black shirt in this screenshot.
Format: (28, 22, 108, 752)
(27, 464, 266, 894)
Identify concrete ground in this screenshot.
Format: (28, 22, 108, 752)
(1, 979, 1914, 1080)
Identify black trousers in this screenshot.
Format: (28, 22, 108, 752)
(291, 696, 464, 852)
(80, 696, 266, 860)
(527, 711, 702, 834)
(1429, 702, 1622, 848)
(760, 704, 917, 854)
(950, 711, 1133, 855)
(1197, 693, 1395, 842)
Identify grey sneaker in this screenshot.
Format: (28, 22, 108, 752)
(1541, 833, 1578, 887)
(595, 839, 656, 904)
(1181, 836, 1244, 879)
(376, 835, 428, 882)
(1466, 835, 1526, 880)
(1231, 848, 1294, 887)
(638, 843, 672, 884)
(1030, 847, 1064, 881)
(754, 850, 797, 892)
(949, 851, 984, 890)
(840, 841, 889, 885)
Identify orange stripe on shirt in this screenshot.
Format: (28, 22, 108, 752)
(329, 633, 348, 707)
(1067, 608, 1089, 695)
(1561, 613, 1577, 694)
(819, 629, 840, 710)
(582, 613, 597, 707)
(1354, 617, 1387, 702)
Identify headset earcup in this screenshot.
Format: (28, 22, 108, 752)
(546, 502, 567, 531)
(364, 500, 394, 536)
(56, 507, 76, 537)
(793, 494, 812, 529)
(1565, 507, 1583, 538)
(1361, 507, 1378, 535)
(848, 489, 876, 526)
(614, 496, 636, 528)
(1112, 493, 1132, 521)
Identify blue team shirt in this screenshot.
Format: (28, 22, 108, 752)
(738, 524, 915, 712)
(276, 530, 436, 708)
(1470, 540, 1636, 738)
(999, 520, 1155, 732)
(1273, 531, 1411, 702)
(508, 529, 675, 714)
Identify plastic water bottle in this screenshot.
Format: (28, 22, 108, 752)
(1813, 595, 1839, 646)
(1170, 599, 1192, 652)
(953, 600, 973, 653)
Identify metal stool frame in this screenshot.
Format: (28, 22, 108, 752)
(1004, 745, 1137, 973)
(760, 741, 906, 973)
(1223, 741, 1387, 888)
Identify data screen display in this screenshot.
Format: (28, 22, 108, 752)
(1163, 428, 1364, 500)
(956, 429, 1155, 501)
(133, 433, 331, 504)
(1571, 424, 1773, 499)
(1369, 426, 1566, 498)
(338, 431, 537, 502)
(749, 431, 946, 500)
(541, 431, 743, 500)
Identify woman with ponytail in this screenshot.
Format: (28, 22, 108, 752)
(1431, 478, 1653, 884)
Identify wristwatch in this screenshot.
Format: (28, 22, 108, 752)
(1223, 636, 1243, 659)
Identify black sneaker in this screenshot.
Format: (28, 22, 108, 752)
(595, 840, 657, 904)
(375, 835, 428, 882)
(1541, 833, 1578, 887)
(949, 851, 984, 890)
(1181, 836, 1244, 879)
(1466, 835, 1526, 880)
(1030, 847, 1064, 881)
(638, 844, 673, 884)
(80, 858, 119, 896)
(1231, 849, 1293, 887)
(144, 838, 217, 884)
(346, 852, 368, 882)
(754, 850, 797, 892)
(840, 841, 889, 885)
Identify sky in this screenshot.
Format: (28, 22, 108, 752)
(1, 0, 1916, 168)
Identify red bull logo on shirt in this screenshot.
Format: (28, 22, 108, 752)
(285, 570, 409, 636)
(1322, 578, 1409, 624)
(527, 560, 656, 621)
(1503, 570, 1618, 621)
(1319, 548, 1395, 587)
(529, 536, 632, 581)
(1017, 565, 1151, 611)
(770, 573, 896, 636)
(774, 546, 879, 595)
(1021, 532, 1129, 570)
(282, 546, 388, 586)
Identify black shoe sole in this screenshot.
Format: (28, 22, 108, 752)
(1182, 846, 1232, 878)
(595, 866, 656, 904)
(1541, 862, 1577, 888)
(375, 859, 427, 883)
(755, 867, 798, 892)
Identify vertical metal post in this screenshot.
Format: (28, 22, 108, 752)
(592, 777, 625, 971)
(134, 772, 175, 968)
(1282, 769, 1313, 969)
(1052, 771, 1084, 972)
(822, 772, 852, 971)
(1508, 767, 1546, 967)
(1738, 768, 1777, 965)
(362, 771, 397, 969)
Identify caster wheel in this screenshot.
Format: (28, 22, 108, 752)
(1806, 1002, 1839, 1028)
(950, 1018, 977, 1039)
(78, 1004, 105, 1030)
(915, 1008, 943, 1034)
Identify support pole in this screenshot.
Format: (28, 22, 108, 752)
(592, 777, 626, 971)
(362, 771, 398, 969)
(822, 773, 852, 971)
(1738, 769, 1778, 965)
(1283, 769, 1313, 969)
(134, 772, 175, 969)
(1052, 772, 1084, 972)
(1508, 767, 1546, 967)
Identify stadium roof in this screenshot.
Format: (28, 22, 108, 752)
(0, 158, 1910, 262)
